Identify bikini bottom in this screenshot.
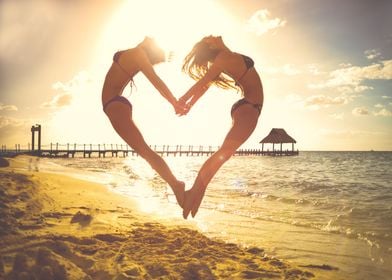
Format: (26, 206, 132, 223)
(103, 96, 132, 114)
(230, 98, 262, 118)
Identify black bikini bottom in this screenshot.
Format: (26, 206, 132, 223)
(103, 96, 132, 113)
(231, 98, 262, 117)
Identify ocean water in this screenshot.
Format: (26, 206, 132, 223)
(25, 151, 392, 279)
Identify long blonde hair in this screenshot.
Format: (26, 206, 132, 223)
(182, 39, 237, 91)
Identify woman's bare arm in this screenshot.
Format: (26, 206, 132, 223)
(179, 56, 224, 111)
(136, 49, 178, 107)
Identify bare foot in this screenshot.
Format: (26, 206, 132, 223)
(182, 190, 193, 219)
(191, 188, 206, 218)
(172, 181, 185, 208)
(182, 186, 206, 219)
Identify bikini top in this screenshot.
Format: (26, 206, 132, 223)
(113, 51, 130, 74)
(113, 51, 122, 63)
(113, 50, 135, 88)
(235, 53, 254, 86)
(241, 54, 254, 70)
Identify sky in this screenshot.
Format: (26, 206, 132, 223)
(1, 0, 391, 151)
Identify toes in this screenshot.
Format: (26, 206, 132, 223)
(182, 190, 193, 219)
(182, 187, 206, 219)
(191, 190, 204, 218)
(183, 208, 190, 219)
(191, 207, 198, 218)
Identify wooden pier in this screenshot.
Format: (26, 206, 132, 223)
(0, 125, 299, 158)
(0, 143, 299, 158)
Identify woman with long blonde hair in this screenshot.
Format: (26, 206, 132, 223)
(179, 35, 264, 218)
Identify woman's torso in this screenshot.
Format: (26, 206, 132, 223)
(221, 51, 264, 105)
(101, 48, 140, 106)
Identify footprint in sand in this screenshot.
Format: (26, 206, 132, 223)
(70, 211, 93, 227)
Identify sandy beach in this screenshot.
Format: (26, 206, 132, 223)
(0, 156, 320, 280)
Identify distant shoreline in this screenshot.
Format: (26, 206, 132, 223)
(1, 150, 392, 160)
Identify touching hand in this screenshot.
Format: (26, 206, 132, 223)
(174, 100, 189, 116)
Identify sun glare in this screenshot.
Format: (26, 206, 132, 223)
(95, 0, 237, 64)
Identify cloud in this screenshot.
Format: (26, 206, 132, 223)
(52, 71, 93, 93)
(309, 60, 392, 94)
(304, 94, 350, 110)
(306, 64, 323, 75)
(352, 107, 369, 116)
(374, 108, 392, 117)
(373, 101, 392, 110)
(41, 71, 92, 109)
(0, 103, 18, 111)
(382, 95, 391, 99)
(288, 92, 353, 111)
(335, 85, 373, 94)
(246, 9, 286, 36)
(41, 93, 72, 109)
(0, 115, 32, 146)
(364, 49, 381, 60)
(0, 115, 25, 129)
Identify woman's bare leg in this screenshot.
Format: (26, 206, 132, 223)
(183, 104, 260, 219)
(105, 102, 185, 207)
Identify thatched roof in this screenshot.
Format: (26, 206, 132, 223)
(260, 128, 296, 144)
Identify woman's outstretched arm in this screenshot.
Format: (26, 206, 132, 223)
(136, 49, 182, 112)
(179, 61, 223, 113)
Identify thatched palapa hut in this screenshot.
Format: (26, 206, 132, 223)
(260, 128, 298, 156)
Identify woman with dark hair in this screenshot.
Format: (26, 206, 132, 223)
(179, 35, 264, 218)
(102, 36, 185, 206)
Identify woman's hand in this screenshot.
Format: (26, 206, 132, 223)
(174, 99, 189, 116)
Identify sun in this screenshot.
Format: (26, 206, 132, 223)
(94, 0, 237, 64)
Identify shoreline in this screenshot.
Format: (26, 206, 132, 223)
(0, 156, 320, 279)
